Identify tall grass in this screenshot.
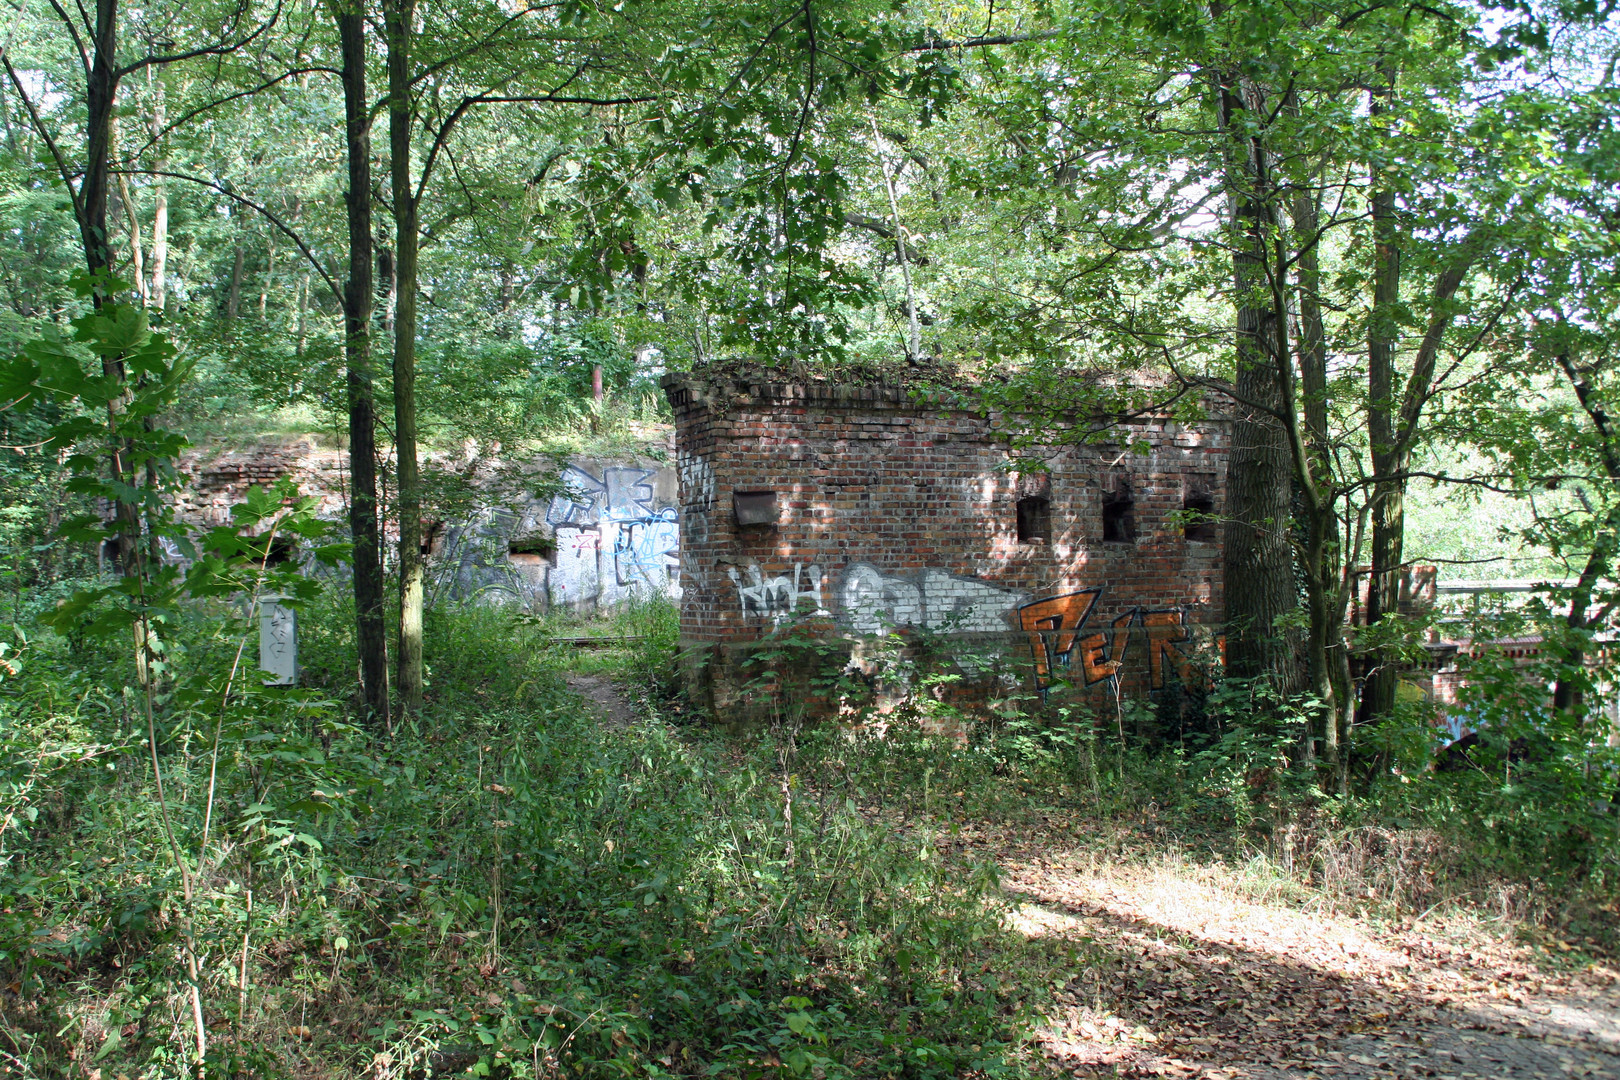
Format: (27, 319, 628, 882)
(0, 595, 1034, 1078)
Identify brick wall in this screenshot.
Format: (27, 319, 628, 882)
(166, 439, 679, 613)
(663, 373, 1229, 717)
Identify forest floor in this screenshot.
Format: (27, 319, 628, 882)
(563, 672, 1620, 1080)
(961, 813, 1620, 1079)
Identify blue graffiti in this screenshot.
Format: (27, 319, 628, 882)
(614, 508, 680, 588)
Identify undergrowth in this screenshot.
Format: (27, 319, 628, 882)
(0, 598, 1040, 1078)
(5, 578, 1618, 1077)
(653, 627, 1620, 961)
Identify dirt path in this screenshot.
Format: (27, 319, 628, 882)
(563, 673, 638, 727)
(977, 823, 1620, 1078)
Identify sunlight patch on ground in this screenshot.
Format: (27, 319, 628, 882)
(1014, 856, 1414, 982)
(972, 830, 1620, 1078)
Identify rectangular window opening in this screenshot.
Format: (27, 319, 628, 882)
(509, 536, 556, 563)
(1183, 487, 1217, 543)
(1102, 482, 1136, 544)
(1016, 495, 1051, 544)
(422, 520, 446, 557)
(734, 490, 778, 527)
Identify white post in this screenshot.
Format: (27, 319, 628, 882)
(259, 597, 298, 686)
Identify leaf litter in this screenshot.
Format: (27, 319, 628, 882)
(911, 809, 1620, 1079)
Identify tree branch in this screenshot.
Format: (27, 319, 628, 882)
(843, 211, 928, 264)
(117, 168, 339, 303)
(2, 55, 84, 220)
(114, 0, 283, 80)
(909, 29, 1063, 51)
(43, 0, 91, 82)
(127, 67, 341, 159)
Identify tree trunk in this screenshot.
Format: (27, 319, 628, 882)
(225, 244, 244, 337)
(1362, 70, 1405, 729)
(296, 270, 310, 355)
(387, 0, 424, 718)
(1552, 530, 1614, 718)
(147, 68, 169, 313)
(83, 0, 142, 579)
(82, 0, 118, 285)
(113, 129, 146, 303)
(259, 232, 276, 316)
(1551, 353, 1620, 718)
(336, 2, 390, 723)
(1293, 182, 1354, 788)
(1217, 75, 1302, 699)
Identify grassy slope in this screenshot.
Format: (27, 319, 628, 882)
(2, 590, 1616, 1078)
(0, 599, 1051, 1079)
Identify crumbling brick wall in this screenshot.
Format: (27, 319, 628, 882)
(167, 439, 679, 612)
(663, 373, 1229, 719)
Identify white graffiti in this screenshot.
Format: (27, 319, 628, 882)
(677, 450, 715, 547)
(728, 562, 827, 623)
(431, 459, 680, 612)
(839, 563, 1025, 635)
(545, 463, 681, 605)
(615, 509, 680, 590)
(258, 599, 298, 685)
(677, 450, 715, 512)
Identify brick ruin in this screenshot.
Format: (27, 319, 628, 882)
(661, 372, 1230, 719)
(167, 438, 680, 612)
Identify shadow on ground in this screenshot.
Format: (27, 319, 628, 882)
(999, 863, 1620, 1079)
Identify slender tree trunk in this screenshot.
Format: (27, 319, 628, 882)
(147, 68, 169, 312)
(1293, 182, 1354, 788)
(1217, 74, 1302, 701)
(1551, 353, 1620, 717)
(873, 117, 921, 362)
(377, 243, 394, 331)
(1363, 67, 1404, 728)
(1552, 529, 1614, 718)
(150, 183, 168, 310)
(386, 0, 424, 717)
(81, 0, 143, 579)
(116, 178, 145, 299)
(82, 0, 117, 285)
(336, 2, 389, 723)
(259, 232, 276, 316)
(296, 270, 310, 355)
(113, 129, 146, 303)
(225, 244, 244, 338)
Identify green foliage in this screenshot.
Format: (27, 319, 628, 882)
(0, 585, 1030, 1076)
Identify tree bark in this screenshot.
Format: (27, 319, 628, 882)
(1363, 67, 1405, 728)
(1551, 352, 1620, 718)
(259, 232, 276, 316)
(77, 0, 143, 579)
(1294, 180, 1356, 790)
(336, 1, 390, 723)
(113, 137, 146, 303)
(296, 270, 310, 355)
(386, 0, 424, 717)
(1217, 74, 1302, 700)
(147, 68, 169, 312)
(225, 244, 244, 338)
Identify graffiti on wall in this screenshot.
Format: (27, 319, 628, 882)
(426, 458, 680, 612)
(547, 464, 681, 606)
(677, 449, 714, 587)
(715, 556, 1210, 693)
(728, 562, 827, 622)
(1018, 592, 1201, 692)
(436, 507, 546, 608)
(838, 563, 1028, 635)
(1017, 590, 1102, 683)
(677, 450, 715, 514)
